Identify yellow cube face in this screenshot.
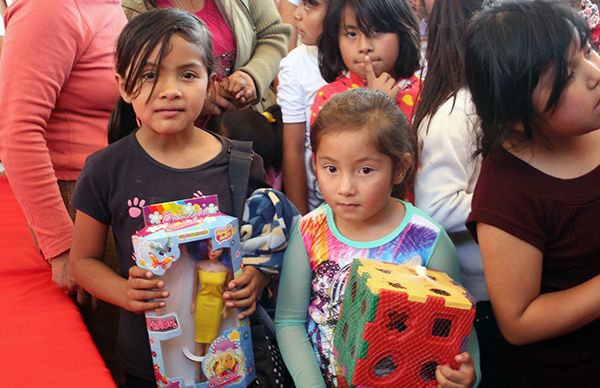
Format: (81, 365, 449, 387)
(355, 258, 473, 310)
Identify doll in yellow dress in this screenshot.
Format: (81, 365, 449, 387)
(189, 239, 232, 381)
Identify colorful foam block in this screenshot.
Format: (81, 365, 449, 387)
(334, 258, 475, 387)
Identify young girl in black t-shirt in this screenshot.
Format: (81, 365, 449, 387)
(69, 9, 269, 386)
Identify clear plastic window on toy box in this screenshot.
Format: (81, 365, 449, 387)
(132, 196, 254, 388)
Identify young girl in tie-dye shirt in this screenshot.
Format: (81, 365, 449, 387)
(275, 89, 479, 388)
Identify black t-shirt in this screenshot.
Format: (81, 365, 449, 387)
(72, 131, 266, 380)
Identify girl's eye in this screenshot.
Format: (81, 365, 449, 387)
(182, 71, 197, 80)
(359, 167, 374, 175)
(325, 165, 337, 174)
(142, 71, 156, 81)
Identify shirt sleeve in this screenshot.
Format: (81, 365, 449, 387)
(72, 154, 111, 226)
(277, 52, 307, 124)
(415, 95, 479, 233)
(240, 0, 291, 101)
(0, 0, 84, 259)
(427, 230, 481, 387)
(275, 226, 327, 388)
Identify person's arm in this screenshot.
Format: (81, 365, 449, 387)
(278, 0, 298, 51)
(0, 0, 80, 262)
(415, 95, 479, 232)
(282, 122, 309, 214)
(277, 53, 310, 213)
(239, 0, 292, 102)
(477, 223, 600, 345)
(275, 227, 326, 388)
(70, 210, 168, 312)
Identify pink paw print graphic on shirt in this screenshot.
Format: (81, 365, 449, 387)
(192, 190, 204, 198)
(128, 197, 146, 218)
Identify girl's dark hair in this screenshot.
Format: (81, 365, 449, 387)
(318, 0, 421, 82)
(217, 105, 283, 170)
(465, 0, 589, 157)
(311, 88, 417, 199)
(413, 0, 483, 133)
(108, 8, 214, 144)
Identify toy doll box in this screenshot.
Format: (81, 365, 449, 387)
(132, 195, 255, 388)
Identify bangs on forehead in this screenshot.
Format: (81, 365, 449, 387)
(342, 1, 394, 34)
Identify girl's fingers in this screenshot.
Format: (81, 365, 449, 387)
(435, 365, 465, 388)
(130, 277, 164, 290)
(129, 300, 166, 313)
(128, 288, 169, 302)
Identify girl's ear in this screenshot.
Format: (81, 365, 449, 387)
(115, 74, 132, 104)
(393, 153, 413, 185)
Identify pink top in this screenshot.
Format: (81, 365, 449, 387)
(158, 0, 237, 79)
(0, 0, 126, 260)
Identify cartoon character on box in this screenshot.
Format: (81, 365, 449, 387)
(186, 239, 233, 382)
(132, 195, 255, 388)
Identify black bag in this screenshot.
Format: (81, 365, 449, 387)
(228, 140, 295, 388)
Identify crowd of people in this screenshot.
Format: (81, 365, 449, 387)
(1, 0, 600, 387)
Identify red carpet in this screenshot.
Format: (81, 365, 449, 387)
(0, 175, 115, 387)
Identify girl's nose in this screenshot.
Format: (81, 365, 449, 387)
(587, 51, 600, 90)
(337, 174, 356, 196)
(358, 34, 373, 55)
(293, 5, 302, 21)
(159, 78, 182, 99)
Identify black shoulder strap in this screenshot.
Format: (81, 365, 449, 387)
(228, 140, 253, 221)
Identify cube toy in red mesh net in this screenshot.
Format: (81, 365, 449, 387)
(334, 258, 475, 387)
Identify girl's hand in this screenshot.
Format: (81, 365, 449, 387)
(190, 302, 195, 314)
(203, 81, 237, 116)
(125, 266, 169, 313)
(222, 266, 270, 319)
(222, 71, 257, 107)
(435, 352, 475, 388)
(363, 55, 401, 100)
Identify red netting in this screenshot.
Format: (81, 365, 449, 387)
(334, 258, 475, 387)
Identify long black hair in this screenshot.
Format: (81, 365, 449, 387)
(413, 0, 483, 134)
(108, 8, 214, 144)
(465, 0, 589, 157)
(317, 0, 420, 82)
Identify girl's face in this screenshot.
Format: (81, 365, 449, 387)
(532, 42, 600, 140)
(313, 128, 406, 232)
(294, 0, 327, 46)
(118, 34, 210, 137)
(338, 6, 400, 79)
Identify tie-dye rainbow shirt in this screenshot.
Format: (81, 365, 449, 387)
(298, 202, 449, 386)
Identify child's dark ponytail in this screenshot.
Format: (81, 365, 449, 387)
(108, 97, 138, 144)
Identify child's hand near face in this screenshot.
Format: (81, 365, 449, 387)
(222, 70, 257, 107)
(435, 352, 475, 388)
(363, 55, 401, 100)
(222, 265, 270, 319)
(124, 266, 169, 313)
